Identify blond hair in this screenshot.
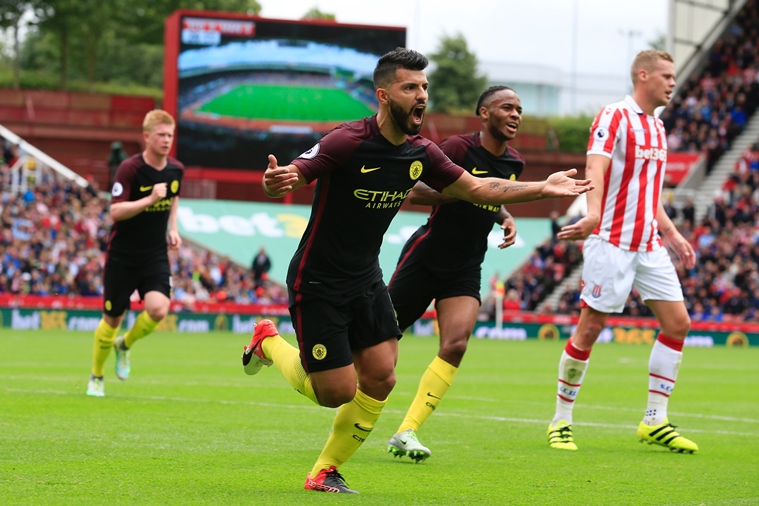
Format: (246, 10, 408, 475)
(143, 109, 175, 133)
(630, 50, 674, 85)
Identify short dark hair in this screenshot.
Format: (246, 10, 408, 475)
(475, 86, 514, 116)
(373, 47, 429, 89)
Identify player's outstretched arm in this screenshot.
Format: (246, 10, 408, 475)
(408, 181, 458, 206)
(442, 169, 593, 206)
(542, 169, 594, 198)
(262, 154, 306, 198)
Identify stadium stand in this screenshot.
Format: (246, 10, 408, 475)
(4, 2, 758, 325)
(487, 0, 759, 322)
(662, 0, 759, 172)
(0, 152, 288, 308)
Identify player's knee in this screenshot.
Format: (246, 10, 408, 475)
(315, 386, 356, 408)
(146, 305, 169, 322)
(663, 315, 691, 339)
(358, 368, 396, 400)
(377, 370, 396, 395)
(440, 335, 469, 362)
(575, 322, 604, 347)
(103, 314, 123, 329)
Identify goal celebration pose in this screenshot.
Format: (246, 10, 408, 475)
(242, 48, 592, 494)
(386, 85, 526, 462)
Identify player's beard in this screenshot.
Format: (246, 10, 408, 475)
(487, 118, 515, 143)
(389, 99, 423, 136)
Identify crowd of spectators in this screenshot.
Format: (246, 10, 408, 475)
(547, 140, 759, 323)
(0, 166, 287, 307)
(661, 0, 759, 172)
(0, 170, 108, 298)
(6, 1, 759, 322)
(483, 0, 759, 323)
(1, 141, 21, 169)
(170, 243, 286, 310)
(480, 212, 583, 319)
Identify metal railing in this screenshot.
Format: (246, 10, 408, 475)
(0, 123, 90, 196)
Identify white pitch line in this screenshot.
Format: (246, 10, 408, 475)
(4, 387, 759, 438)
(393, 392, 759, 424)
(431, 411, 759, 437)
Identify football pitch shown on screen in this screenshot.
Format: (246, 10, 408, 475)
(195, 84, 375, 122)
(2, 329, 758, 505)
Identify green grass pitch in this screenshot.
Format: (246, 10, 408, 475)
(196, 84, 374, 122)
(2, 329, 758, 505)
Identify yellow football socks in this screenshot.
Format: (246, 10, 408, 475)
(91, 319, 119, 377)
(398, 355, 458, 433)
(124, 310, 159, 349)
(310, 389, 385, 477)
(262, 335, 318, 404)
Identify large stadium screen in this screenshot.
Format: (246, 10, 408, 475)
(164, 10, 406, 170)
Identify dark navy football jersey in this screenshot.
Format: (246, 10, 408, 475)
(288, 115, 464, 297)
(400, 133, 525, 273)
(107, 153, 184, 264)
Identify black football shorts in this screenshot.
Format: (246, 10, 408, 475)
(102, 256, 171, 317)
(288, 281, 401, 373)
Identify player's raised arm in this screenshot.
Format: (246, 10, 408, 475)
(110, 182, 167, 222)
(262, 154, 306, 198)
(442, 168, 593, 205)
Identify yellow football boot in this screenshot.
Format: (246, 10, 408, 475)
(548, 420, 578, 450)
(637, 419, 698, 453)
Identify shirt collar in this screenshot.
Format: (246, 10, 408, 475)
(624, 95, 645, 115)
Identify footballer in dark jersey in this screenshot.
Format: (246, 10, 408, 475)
(387, 87, 527, 460)
(240, 50, 591, 494)
(108, 155, 184, 265)
(87, 110, 183, 398)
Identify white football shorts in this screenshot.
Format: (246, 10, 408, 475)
(579, 235, 683, 314)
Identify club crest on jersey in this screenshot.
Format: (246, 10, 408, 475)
(299, 143, 320, 159)
(111, 182, 123, 197)
(409, 160, 423, 180)
(171, 180, 179, 193)
(591, 284, 602, 298)
(593, 126, 609, 141)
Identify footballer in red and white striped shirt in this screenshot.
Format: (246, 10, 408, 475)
(547, 50, 699, 455)
(586, 96, 668, 251)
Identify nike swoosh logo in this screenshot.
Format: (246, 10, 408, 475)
(472, 168, 488, 175)
(354, 423, 372, 432)
(140, 185, 153, 191)
(360, 165, 381, 173)
(426, 392, 442, 399)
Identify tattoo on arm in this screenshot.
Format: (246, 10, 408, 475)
(489, 182, 529, 193)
